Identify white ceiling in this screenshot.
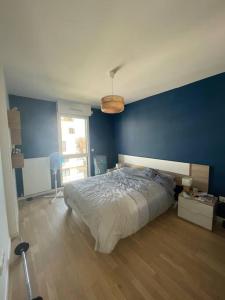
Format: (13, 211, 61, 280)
(1, 0, 225, 106)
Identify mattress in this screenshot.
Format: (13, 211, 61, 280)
(64, 167, 175, 253)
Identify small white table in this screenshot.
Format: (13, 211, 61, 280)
(178, 192, 217, 231)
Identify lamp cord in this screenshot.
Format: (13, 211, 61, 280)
(111, 76, 114, 96)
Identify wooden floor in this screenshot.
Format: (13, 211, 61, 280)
(9, 197, 225, 300)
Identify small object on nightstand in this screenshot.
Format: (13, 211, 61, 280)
(182, 176, 192, 193)
(192, 187, 198, 195)
(178, 192, 217, 231)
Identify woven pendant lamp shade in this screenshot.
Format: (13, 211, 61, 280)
(101, 67, 125, 114)
(101, 95, 124, 114)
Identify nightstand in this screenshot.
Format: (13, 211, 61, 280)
(178, 192, 217, 231)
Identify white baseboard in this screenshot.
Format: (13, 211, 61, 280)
(18, 186, 64, 201)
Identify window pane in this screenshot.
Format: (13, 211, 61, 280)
(62, 141, 67, 152)
(60, 117, 87, 155)
(62, 157, 87, 184)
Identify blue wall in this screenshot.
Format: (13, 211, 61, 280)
(9, 96, 116, 195)
(89, 108, 117, 175)
(114, 72, 225, 196)
(9, 96, 59, 158)
(10, 72, 225, 196)
(9, 95, 59, 196)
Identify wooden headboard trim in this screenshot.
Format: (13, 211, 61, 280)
(190, 164, 209, 193)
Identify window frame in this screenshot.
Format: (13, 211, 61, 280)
(58, 113, 90, 185)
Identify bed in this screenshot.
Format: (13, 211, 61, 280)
(64, 167, 175, 253)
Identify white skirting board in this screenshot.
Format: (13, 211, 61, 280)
(22, 157, 51, 196)
(118, 154, 190, 175)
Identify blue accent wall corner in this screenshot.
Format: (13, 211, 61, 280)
(114, 72, 225, 196)
(89, 108, 117, 175)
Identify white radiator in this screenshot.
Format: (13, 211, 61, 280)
(22, 157, 51, 196)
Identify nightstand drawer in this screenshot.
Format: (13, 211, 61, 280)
(178, 197, 213, 218)
(178, 206, 213, 230)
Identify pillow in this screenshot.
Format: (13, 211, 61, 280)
(119, 167, 176, 196)
(158, 171, 176, 188)
(119, 167, 157, 180)
(154, 171, 176, 196)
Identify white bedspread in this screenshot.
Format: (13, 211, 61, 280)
(64, 167, 174, 253)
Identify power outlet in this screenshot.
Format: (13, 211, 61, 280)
(219, 196, 225, 203)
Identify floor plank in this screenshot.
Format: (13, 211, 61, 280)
(9, 197, 225, 300)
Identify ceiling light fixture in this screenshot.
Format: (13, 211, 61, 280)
(101, 69, 124, 114)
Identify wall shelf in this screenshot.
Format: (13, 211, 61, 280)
(8, 108, 24, 168)
(11, 153, 24, 168)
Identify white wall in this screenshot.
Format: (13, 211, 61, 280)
(0, 66, 19, 237)
(0, 150, 11, 300)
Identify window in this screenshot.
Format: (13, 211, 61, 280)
(62, 168, 70, 177)
(60, 116, 89, 184)
(62, 141, 67, 152)
(69, 128, 75, 134)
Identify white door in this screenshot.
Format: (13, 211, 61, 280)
(60, 115, 89, 184)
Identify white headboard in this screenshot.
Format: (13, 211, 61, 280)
(118, 154, 210, 192)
